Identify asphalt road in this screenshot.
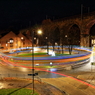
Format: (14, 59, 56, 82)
(0, 61, 64, 79)
(0, 59, 92, 79)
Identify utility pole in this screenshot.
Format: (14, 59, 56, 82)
(32, 31, 35, 94)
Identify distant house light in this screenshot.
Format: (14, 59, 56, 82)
(65, 35, 67, 37)
(21, 37, 24, 40)
(34, 37, 36, 40)
(6, 44, 8, 47)
(10, 40, 13, 43)
(9, 38, 14, 43)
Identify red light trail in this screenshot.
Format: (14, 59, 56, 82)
(1, 56, 95, 89)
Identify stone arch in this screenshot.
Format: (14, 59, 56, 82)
(51, 26, 60, 45)
(85, 20, 95, 47)
(90, 24, 95, 35)
(89, 24, 95, 46)
(68, 24, 80, 45)
(66, 21, 80, 32)
(86, 20, 95, 34)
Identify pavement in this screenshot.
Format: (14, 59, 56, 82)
(1, 72, 95, 95)
(0, 78, 65, 95)
(42, 75, 95, 95)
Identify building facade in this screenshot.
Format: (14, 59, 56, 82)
(0, 31, 32, 52)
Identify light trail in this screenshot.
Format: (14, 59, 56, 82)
(0, 46, 94, 89)
(1, 57, 95, 89)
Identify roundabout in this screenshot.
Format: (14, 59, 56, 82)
(0, 46, 91, 71)
(0, 46, 95, 95)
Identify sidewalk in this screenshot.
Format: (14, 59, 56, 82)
(42, 76, 95, 95)
(0, 78, 64, 95)
(0, 72, 95, 95)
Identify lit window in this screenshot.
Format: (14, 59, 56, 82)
(10, 40, 13, 43)
(6, 44, 8, 47)
(21, 37, 24, 39)
(94, 40, 95, 44)
(9, 38, 14, 43)
(34, 37, 36, 40)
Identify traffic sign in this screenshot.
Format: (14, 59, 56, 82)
(28, 73, 38, 76)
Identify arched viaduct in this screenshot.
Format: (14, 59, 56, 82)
(40, 12, 95, 47)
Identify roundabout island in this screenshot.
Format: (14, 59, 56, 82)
(0, 46, 91, 71)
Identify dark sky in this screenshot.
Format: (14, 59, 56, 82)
(0, 0, 95, 32)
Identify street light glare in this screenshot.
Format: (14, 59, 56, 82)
(38, 30, 42, 35)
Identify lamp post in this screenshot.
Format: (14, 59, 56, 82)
(21, 37, 24, 50)
(31, 29, 42, 94)
(46, 37, 49, 54)
(37, 30, 42, 46)
(32, 31, 35, 94)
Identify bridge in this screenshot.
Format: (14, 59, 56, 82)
(37, 11, 95, 47)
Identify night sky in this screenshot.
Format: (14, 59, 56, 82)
(0, 0, 95, 32)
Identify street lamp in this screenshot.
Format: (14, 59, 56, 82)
(65, 35, 68, 45)
(46, 37, 49, 54)
(38, 29, 42, 35)
(31, 29, 42, 94)
(21, 37, 24, 50)
(31, 31, 35, 94)
(37, 29, 42, 46)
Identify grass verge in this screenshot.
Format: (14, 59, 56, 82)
(0, 88, 39, 95)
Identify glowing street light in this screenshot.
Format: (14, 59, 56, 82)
(37, 29, 42, 46)
(31, 29, 42, 94)
(37, 29, 42, 35)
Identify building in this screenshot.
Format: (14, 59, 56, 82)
(0, 31, 32, 52)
